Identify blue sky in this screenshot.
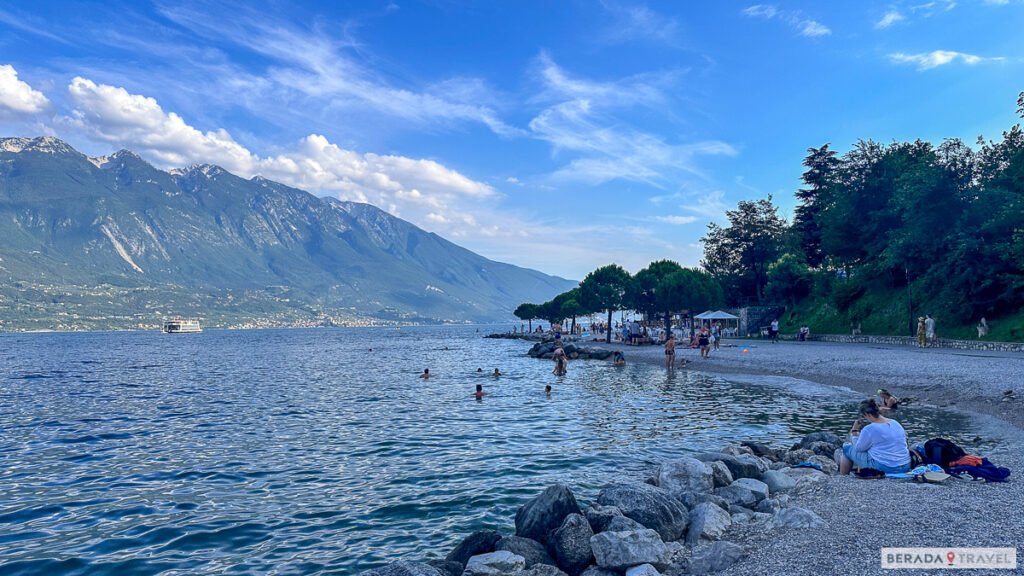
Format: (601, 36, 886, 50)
(1, 1, 1021, 279)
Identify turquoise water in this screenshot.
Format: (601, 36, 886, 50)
(0, 326, 979, 574)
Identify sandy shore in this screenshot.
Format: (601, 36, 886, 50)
(586, 338, 1023, 575)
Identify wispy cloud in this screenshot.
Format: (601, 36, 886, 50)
(600, 2, 681, 46)
(888, 50, 1004, 70)
(875, 10, 906, 29)
(155, 5, 521, 138)
(0, 64, 50, 115)
(528, 54, 734, 188)
(0, 8, 72, 44)
(655, 215, 699, 225)
(741, 4, 831, 37)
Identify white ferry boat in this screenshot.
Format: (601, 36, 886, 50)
(162, 318, 202, 333)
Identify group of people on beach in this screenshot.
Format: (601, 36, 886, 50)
(916, 314, 937, 347)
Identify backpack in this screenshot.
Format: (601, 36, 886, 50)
(923, 438, 967, 469)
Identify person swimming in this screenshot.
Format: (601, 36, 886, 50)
(878, 389, 899, 410)
(476, 368, 483, 373)
(553, 344, 568, 375)
(420, 368, 430, 380)
(492, 368, 501, 377)
(545, 384, 552, 396)
(475, 384, 488, 398)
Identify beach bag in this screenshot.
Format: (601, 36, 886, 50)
(923, 438, 967, 468)
(948, 458, 1010, 483)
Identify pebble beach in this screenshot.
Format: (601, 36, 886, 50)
(592, 338, 1024, 575)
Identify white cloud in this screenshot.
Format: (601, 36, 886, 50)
(888, 50, 1004, 70)
(600, 2, 681, 46)
(875, 10, 905, 29)
(61, 77, 505, 243)
(741, 4, 831, 37)
(528, 56, 734, 188)
(655, 215, 699, 225)
(0, 64, 50, 114)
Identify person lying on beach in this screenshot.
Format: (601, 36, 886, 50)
(612, 351, 625, 366)
(878, 389, 899, 410)
(838, 398, 911, 475)
(474, 384, 489, 398)
(420, 368, 430, 380)
(492, 368, 501, 377)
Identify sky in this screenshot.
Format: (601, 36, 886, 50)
(0, 1, 1021, 280)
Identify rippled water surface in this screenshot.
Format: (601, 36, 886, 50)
(0, 327, 981, 574)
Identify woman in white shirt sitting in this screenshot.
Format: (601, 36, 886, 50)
(839, 398, 911, 475)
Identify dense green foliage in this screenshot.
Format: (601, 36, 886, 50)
(700, 92, 1024, 338)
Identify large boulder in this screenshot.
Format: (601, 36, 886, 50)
(769, 507, 825, 529)
(759, 470, 797, 494)
(464, 551, 527, 576)
(516, 484, 582, 544)
(585, 504, 624, 533)
(359, 561, 445, 576)
(806, 455, 838, 476)
(707, 461, 733, 489)
(798, 431, 840, 449)
(596, 483, 690, 542)
(657, 457, 713, 496)
(625, 564, 661, 576)
(589, 529, 677, 571)
(730, 478, 769, 501)
(694, 453, 766, 480)
(714, 483, 758, 508)
(686, 502, 732, 545)
(806, 441, 840, 458)
(781, 467, 830, 493)
(605, 515, 645, 532)
(783, 449, 816, 465)
(496, 536, 555, 568)
(446, 530, 503, 568)
(580, 568, 619, 576)
(515, 566, 568, 576)
(548, 514, 594, 576)
(740, 441, 775, 458)
(689, 541, 745, 575)
(755, 498, 781, 515)
(678, 491, 730, 513)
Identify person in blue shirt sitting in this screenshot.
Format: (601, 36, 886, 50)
(839, 398, 911, 475)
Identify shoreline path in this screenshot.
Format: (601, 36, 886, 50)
(585, 338, 1023, 575)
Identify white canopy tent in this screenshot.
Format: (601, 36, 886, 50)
(693, 310, 740, 337)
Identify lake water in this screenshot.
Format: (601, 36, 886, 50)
(0, 326, 981, 574)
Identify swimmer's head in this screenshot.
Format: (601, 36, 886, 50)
(477, 368, 483, 372)
(476, 384, 483, 392)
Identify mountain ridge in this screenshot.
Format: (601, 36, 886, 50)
(0, 136, 575, 330)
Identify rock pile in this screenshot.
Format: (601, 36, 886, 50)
(360, 432, 843, 576)
(527, 341, 613, 361)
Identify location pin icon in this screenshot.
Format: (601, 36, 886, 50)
(947, 551, 956, 565)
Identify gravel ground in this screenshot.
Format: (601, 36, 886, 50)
(585, 338, 1023, 575)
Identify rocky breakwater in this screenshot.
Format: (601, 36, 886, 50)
(527, 341, 613, 361)
(359, 432, 845, 576)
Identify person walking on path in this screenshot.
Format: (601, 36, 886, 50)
(925, 314, 936, 346)
(664, 332, 676, 369)
(770, 319, 780, 343)
(916, 317, 926, 347)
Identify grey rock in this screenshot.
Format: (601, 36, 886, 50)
(679, 491, 730, 512)
(721, 445, 754, 456)
(425, 560, 463, 576)
(707, 461, 733, 489)
(781, 467, 830, 493)
(359, 561, 445, 576)
(686, 502, 732, 545)
(515, 566, 569, 576)
(596, 483, 690, 542)
(696, 452, 766, 480)
(464, 551, 527, 576)
(806, 455, 838, 475)
(770, 461, 789, 471)
(783, 449, 816, 465)
(807, 441, 840, 458)
(580, 568, 619, 576)
(625, 564, 661, 576)
(759, 470, 797, 494)
(769, 506, 825, 529)
(516, 484, 582, 544)
(496, 536, 555, 568)
(739, 441, 774, 458)
(585, 504, 625, 533)
(715, 484, 757, 507)
(755, 498, 781, 514)
(605, 515, 645, 532)
(728, 504, 752, 515)
(589, 528, 676, 571)
(799, 431, 840, 449)
(730, 478, 769, 501)
(548, 514, 594, 576)
(657, 457, 714, 495)
(446, 529, 503, 568)
(689, 541, 745, 574)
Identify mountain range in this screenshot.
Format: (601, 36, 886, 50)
(0, 136, 575, 330)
